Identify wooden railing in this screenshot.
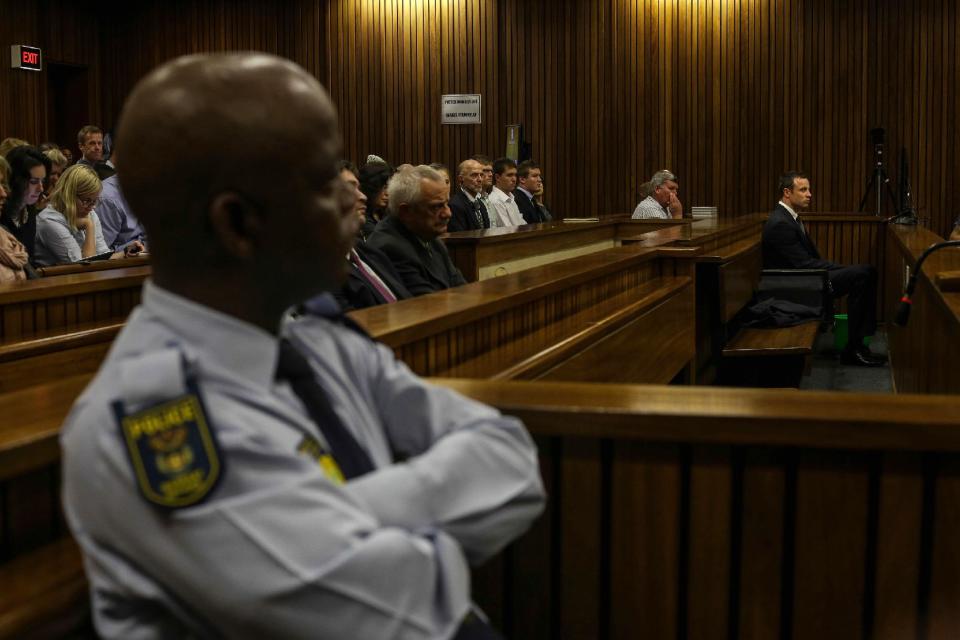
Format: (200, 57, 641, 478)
(441, 379, 960, 640)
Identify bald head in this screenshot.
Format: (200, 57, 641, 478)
(457, 159, 484, 196)
(119, 52, 339, 233)
(116, 53, 353, 328)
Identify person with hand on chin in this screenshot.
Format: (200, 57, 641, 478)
(631, 169, 683, 219)
(33, 164, 144, 266)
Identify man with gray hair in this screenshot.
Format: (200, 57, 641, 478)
(631, 169, 683, 219)
(367, 165, 468, 295)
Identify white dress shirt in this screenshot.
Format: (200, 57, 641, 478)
(486, 187, 526, 227)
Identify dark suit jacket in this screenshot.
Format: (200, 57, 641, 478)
(335, 243, 413, 311)
(447, 190, 490, 232)
(366, 215, 467, 296)
(761, 204, 835, 270)
(514, 189, 547, 224)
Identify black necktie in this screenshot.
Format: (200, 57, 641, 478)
(275, 339, 375, 479)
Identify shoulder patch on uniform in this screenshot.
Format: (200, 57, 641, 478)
(114, 391, 223, 509)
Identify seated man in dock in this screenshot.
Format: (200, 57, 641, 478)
(762, 171, 886, 367)
(61, 52, 543, 638)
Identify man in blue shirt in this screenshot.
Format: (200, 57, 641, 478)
(97, 168, 146, 251)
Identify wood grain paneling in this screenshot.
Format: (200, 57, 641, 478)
(885, 224, 960, 395)
(445, 379, 960, 639)
(48, 0, 953, 237)
(0, 0, 100, 146)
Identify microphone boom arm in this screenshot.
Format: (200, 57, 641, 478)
(894, 240, 960, 326)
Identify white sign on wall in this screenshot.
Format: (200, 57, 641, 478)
(441, 94, 482, 124)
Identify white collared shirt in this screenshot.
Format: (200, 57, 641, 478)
(461, 187, 482, 204)
(486, 187, 526, 227)
(631, 195, 670, 220)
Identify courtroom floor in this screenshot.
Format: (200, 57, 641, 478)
(800, 328, 893, 393)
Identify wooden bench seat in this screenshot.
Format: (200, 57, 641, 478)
(0, 376, 95, 639)
(0, 537, 89, 640)
(474, 276, 693, 382)
(0, 374, 92, 483)
(0, 323, 123, 393)
(720, 321, 820, 387)
(722, 320, 820, 357)
(352, 243, 700, 384)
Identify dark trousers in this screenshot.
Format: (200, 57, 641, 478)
(828, 264, 878, 349)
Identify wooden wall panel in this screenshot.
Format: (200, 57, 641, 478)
(6, 0, 960, 236)
(97, 0, 314, 128)
(310, 0, 960, 237)
(0, 0, 99, 147)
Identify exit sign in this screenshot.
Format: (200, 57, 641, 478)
(10, 45, 42, 71)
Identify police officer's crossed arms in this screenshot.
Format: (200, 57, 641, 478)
(61, 53, 545, 639)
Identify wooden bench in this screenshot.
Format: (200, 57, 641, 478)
(443, 218, 686, 281)
(0, 322, 123, 393)
(4, 375, 960, 638)
(0, 538, 89, 640)
(684, 237, 822, 388)
(0, 376, 94, 639)
(439, 378, 960, 640)
(0, 266, 148, 344)
(720, 320, 820, 387)
(351, 243, 700, 384)
(34, 254, 150, 278)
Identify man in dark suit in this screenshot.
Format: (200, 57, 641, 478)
(447, 159, 490, 232)
(514, 160, 551, 224)
(335, 161, 411, 310)
(367, 165, 467, 296)
(762, 171, 885, 366)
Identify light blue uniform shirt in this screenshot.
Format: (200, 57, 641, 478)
(61, 281, 545, 639)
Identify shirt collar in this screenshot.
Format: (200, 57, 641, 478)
(140, 280, 281, 389)
(461, 187, 480, 203)
(517, 186, 534, 200)
(780, 201, 799, 220)
(491, 186, 513, 202)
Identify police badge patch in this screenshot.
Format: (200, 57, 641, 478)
(114, 392, 223, 509)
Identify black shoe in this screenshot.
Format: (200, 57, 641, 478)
(841, 348, 886, 367)
(856, 345, 888, 364)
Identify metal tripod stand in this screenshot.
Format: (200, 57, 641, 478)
(858, 128, 899, 216)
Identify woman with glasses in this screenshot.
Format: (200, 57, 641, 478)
(1, 145, 50, 260)
(34, 164, 143, 266)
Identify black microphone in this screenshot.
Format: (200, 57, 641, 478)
(894, 240, 960, 327)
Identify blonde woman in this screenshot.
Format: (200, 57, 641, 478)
(34, 164, 144, 265)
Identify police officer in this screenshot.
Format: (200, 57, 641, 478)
(61, 53, 545, 639)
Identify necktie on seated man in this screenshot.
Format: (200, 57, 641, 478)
(349, 250, 397, 303)
(275, 338, 375, 479)
(473, 200, 484, 228)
